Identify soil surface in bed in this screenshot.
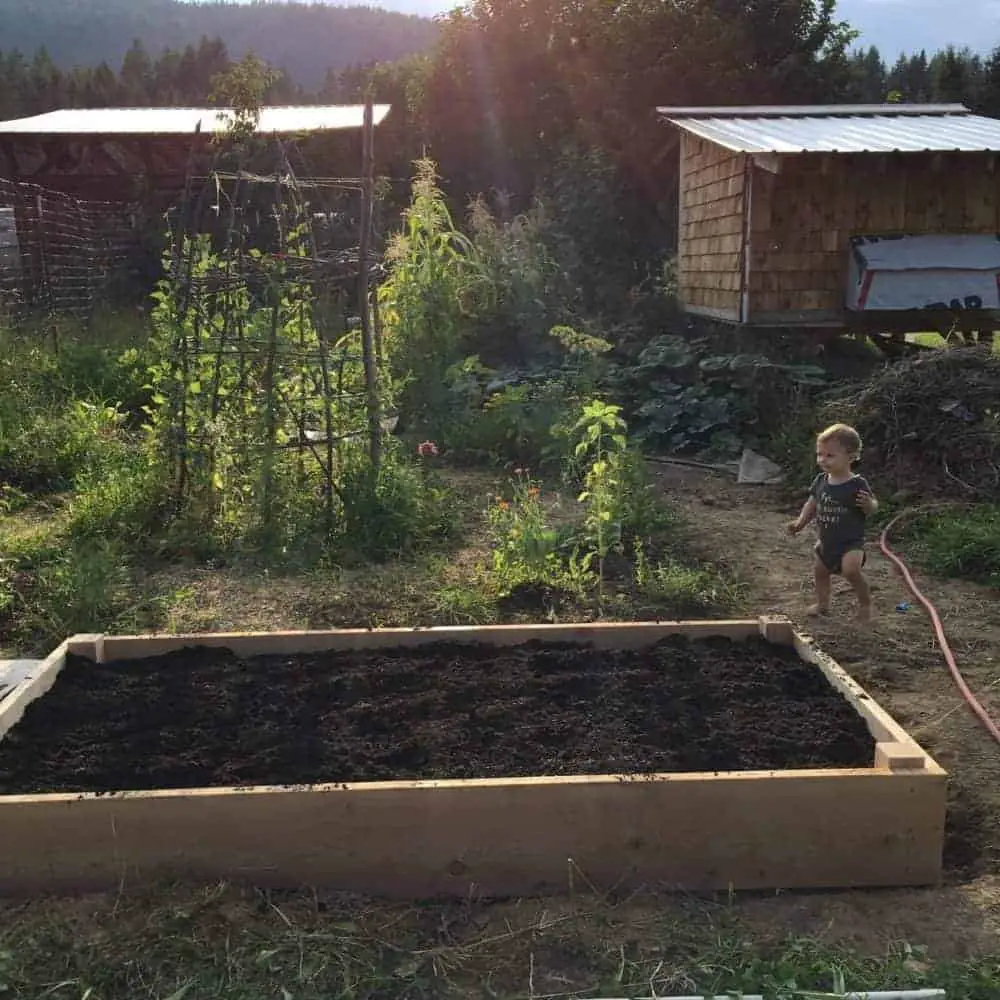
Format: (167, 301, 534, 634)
(0, 637, 875, 793)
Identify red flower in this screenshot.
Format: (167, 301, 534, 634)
(417, 440, 439, 458)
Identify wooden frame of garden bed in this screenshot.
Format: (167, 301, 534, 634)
(0, 617, 946, 897)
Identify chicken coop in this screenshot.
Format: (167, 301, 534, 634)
(658, 103, 1000, 335)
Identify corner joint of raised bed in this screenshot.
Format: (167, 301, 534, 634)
(757, 616, 795, 645)
(875, 740, 928, 772)
(65, 634, 106, 663)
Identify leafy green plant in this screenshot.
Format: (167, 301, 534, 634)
(440, 326, 613, 471)
(614, 334, 828, 456)
(144, 210, 399, 561)
(334, 442, 456, 563)
(485, 471, 567, 595)
(573, 399, 629, 603)
(465, 196, 576, 364)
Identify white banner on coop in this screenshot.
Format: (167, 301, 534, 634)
(846, 233, 1000, 312)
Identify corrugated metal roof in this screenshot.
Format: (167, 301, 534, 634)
(657, 103, 1000, 154)
(661, 104, 970, 118)
(0, 105, 391, 136)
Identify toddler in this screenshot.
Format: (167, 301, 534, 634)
(787, 422, 878, 622)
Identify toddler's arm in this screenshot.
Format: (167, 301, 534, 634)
(787, 496, 817, 535)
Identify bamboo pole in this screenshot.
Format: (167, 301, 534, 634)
(358, 97, 381, 470)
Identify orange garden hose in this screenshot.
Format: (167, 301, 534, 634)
(879, 510, 1000, 745)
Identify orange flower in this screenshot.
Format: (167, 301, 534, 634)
(498, 500, 510, 510)
(526, 487, 540, 498)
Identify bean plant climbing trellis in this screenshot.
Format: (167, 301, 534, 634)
(147, 103, 390, 543)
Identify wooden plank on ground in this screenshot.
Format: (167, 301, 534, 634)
(0, 660, 43, 704)
(0, 644, 70, 741)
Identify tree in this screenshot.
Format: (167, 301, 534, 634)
(979, 46, 1000, 116)
(845, 46, 888, 102)
(120, 38, 152, 104)
(930, 46, 982, 106)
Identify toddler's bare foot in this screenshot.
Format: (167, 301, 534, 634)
(807, 603, 830, 617)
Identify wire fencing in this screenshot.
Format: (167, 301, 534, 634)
(0, 177, 141, 323)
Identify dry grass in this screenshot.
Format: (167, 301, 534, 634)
(0, 879, 997, 999)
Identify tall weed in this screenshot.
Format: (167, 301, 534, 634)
(465, 197, 575, 365)
(334, 443, 457, 562)
(379, 158, 490, 434)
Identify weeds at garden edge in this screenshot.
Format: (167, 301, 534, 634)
(0, 880, 996, 999)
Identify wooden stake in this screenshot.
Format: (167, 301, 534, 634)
(358, 97, 381, 470)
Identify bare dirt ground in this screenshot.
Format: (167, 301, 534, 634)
(5, 467, 999, 975)
(647, 461, 1000, 957)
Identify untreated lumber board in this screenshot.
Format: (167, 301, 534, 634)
(0, 768, 944, 897)
(74, 619, 767, 663)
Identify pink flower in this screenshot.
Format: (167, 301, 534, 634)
(417, 440, 439, 458)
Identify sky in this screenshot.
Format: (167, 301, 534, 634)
(837, 0, 1000, 58)
(353, 0, 1000, 58)
(196, 0, 1000, 60)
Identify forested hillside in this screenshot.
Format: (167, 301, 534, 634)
(0, 0, 437, 89)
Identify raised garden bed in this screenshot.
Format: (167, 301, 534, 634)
(0, 619, 946, 897)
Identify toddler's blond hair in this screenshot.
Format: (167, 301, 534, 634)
(817, 422, 862, 459)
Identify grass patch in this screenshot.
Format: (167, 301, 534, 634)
(905, 505, 1000, 588)
(0, 463, 740, 656)
(634, 552, 747, 617)
(0, 881, 995, 999)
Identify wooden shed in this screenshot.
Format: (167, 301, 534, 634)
(0, 104, 391, 204)
(658, 103, 1000, 332)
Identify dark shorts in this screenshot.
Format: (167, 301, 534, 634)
(814, 542, 866, 575)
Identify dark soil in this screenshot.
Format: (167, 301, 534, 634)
(0, 636, 875, 794)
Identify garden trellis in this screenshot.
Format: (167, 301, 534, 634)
(149, 102, 389, 541)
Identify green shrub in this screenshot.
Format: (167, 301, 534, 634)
(68, 447, 165, 542)
(0, 318, 150, 495)
(613, 334, 828, 457)
(0, 401, 132, 494)
(465, 197, 577, 365)
(0, 532, 133, 651)
(334, 443, 457, 563)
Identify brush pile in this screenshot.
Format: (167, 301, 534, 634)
(823, 346, 1000, 499)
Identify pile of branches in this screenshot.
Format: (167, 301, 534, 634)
(824, 346, 1000, 499)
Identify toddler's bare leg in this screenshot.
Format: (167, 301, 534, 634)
(841, 550, 872, 622)
(809, 556, 831, 616)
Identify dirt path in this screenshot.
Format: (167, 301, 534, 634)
(648, 461, 1000, 955)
